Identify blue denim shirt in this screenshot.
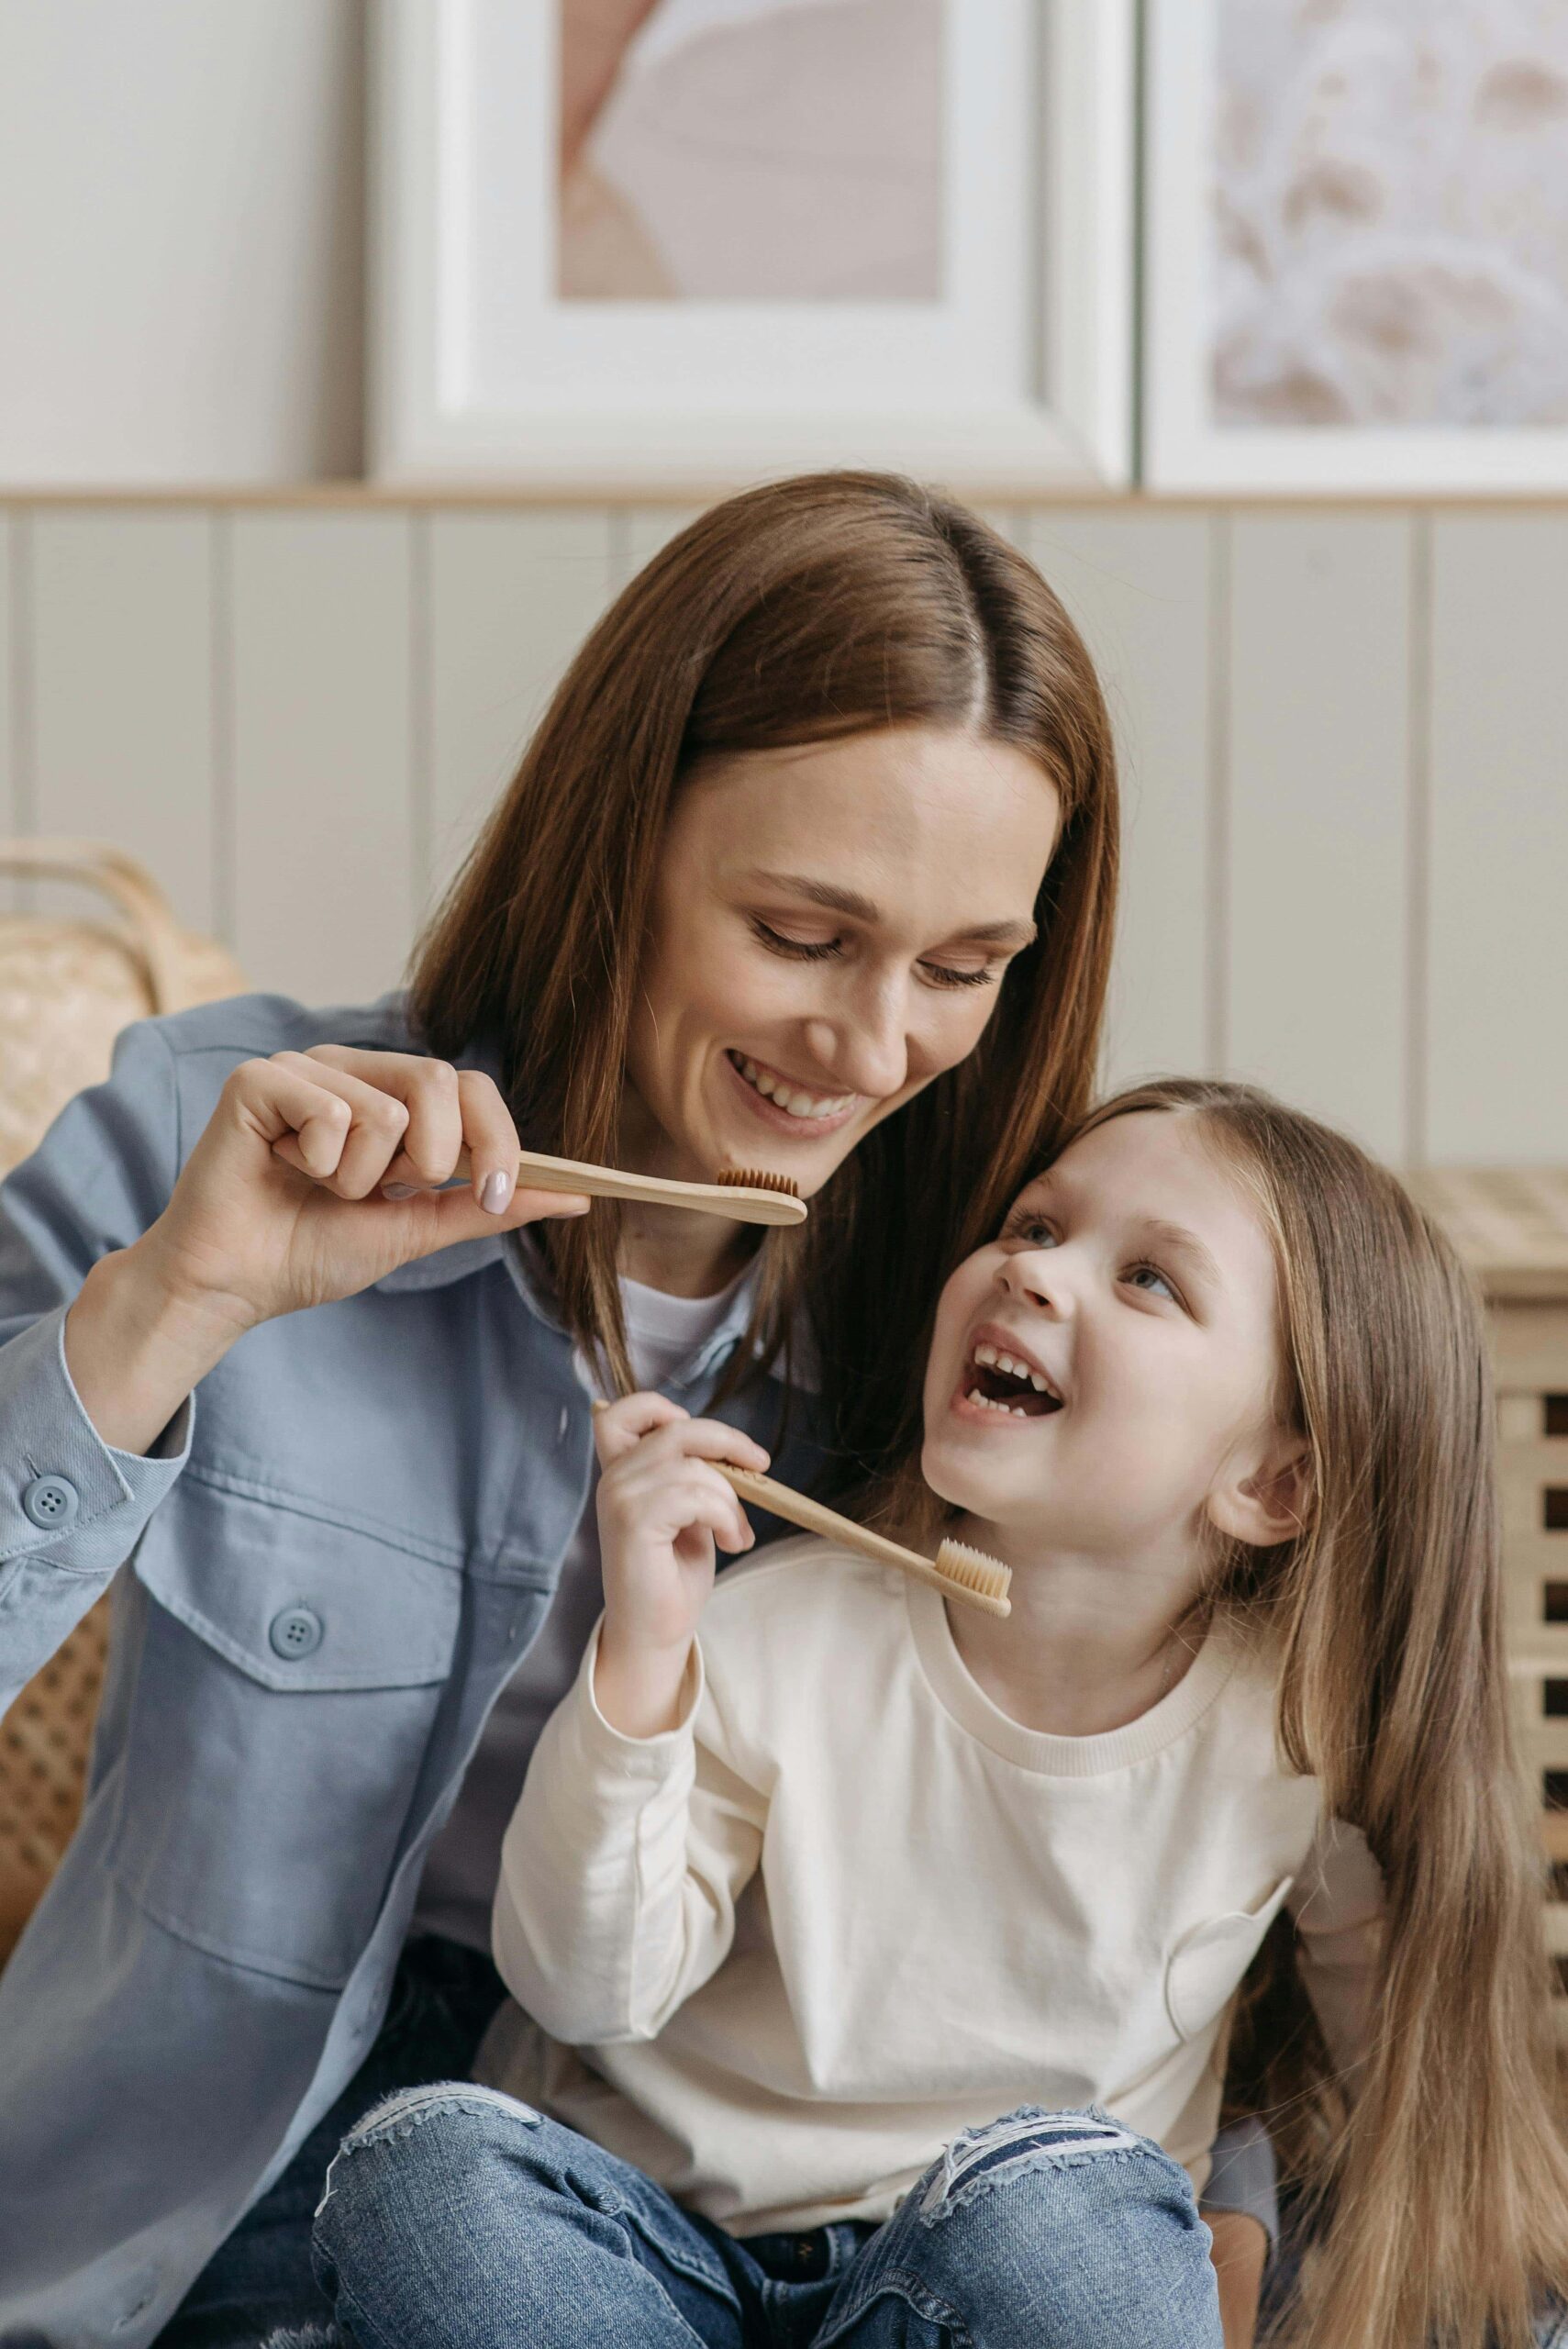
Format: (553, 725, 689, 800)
(0, 988, 820, 2346)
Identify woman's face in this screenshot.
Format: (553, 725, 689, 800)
(624, 725, 1061, 1194)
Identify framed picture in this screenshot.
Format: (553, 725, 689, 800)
(371, 0, 1136, 490)
(1144, 0, 1568, 493)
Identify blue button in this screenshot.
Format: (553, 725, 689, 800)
(22, 1474, 80, 1530)
(268, 1605, 324, 1661)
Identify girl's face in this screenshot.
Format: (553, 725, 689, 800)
(920, 1110, 1293, 1559)
(624, 725, 1060, 1193)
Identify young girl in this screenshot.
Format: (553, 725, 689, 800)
(308, 1080, 1568, 2349)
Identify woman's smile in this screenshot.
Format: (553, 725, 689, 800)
(722, 1047, 862, 1139)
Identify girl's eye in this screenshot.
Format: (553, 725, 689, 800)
(1003, 1213, 1057, 1248)
(1125, 1262, 1180, 1305)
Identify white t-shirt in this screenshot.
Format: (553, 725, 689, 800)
(482, 1538, 1385, 2233)
(411, 1260, 758, 1953)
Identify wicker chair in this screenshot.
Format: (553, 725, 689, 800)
(0, 838, 246, 1963)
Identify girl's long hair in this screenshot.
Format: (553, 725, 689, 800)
(1071, 1080, 1568, 2348)
(406, 471, 1118, 1486)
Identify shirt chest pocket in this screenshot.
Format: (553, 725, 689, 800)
(106, 1476, 462, 1990)
(1163, 1874, 1296, 2043)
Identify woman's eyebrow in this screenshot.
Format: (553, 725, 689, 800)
(744, 869, 1037, 949)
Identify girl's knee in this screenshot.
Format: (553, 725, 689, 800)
(314, 2081, 550, 2253)
(913, 2105, 1196, 2233)
(827, 2108, 1221, 2349)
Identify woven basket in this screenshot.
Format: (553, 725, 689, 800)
(0, 838, 246, 1178)
(0, 839, 249, 1961)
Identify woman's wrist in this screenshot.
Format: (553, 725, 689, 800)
(593, 1619, 696, 1741)
(64, 1242, 249, 1458)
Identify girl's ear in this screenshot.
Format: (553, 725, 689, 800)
(1207, 1437, 1313, 1550)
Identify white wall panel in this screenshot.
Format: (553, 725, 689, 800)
(229, 512, 413, 1007)
(1224, 513, 1412, 1158)
(1027, 510, 1213, 1088)
(427, 510, 617, 914)
(0, 513, 16, 914)
(1428, 516, 1568, 1163)
(1, 495, 1562, 1167)
(28, 511, 215, 938)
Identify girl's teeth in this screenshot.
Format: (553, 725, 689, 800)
(974, 1343, 997, 1366)
(1029, 1371, 1048, 1393)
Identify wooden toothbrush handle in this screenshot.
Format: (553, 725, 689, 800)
(450, 1146, 804, 1225)
(716, 1466, 954, 1598)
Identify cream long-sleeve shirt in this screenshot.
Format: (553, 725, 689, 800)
(484, 1538, 1385, 2236)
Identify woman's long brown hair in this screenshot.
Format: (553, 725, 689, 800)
(406, 470, 1118, 1488)
(1062, 1080, 1568, 2349)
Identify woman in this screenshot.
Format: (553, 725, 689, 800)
(0, 469, 1190, 2346)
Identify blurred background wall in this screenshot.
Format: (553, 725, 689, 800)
(0, 0, 363, 483)
(0, 0, 1562, 1167)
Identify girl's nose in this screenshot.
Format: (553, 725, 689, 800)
(996, 1252, 1073, 1317)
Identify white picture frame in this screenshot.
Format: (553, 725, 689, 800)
(370, 0, 1136, 492)
(1143, 0, 1568, 495)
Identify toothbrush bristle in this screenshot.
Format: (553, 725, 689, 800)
(716, 1166, 801, 1198)
(932, 1540, 1013, 1611)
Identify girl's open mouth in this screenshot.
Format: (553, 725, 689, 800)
(957, 1336, 1064, 1419)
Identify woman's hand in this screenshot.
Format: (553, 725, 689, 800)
(139, 1046, 590, 1335)
(591, 1393, 768, 1738)
(64, 1046, 593, 1459)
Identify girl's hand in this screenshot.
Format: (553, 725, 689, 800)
(592, 1394, 769, 1738)
(136, 1046, 591, 1335)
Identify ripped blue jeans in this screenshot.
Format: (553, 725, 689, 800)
(309, 2085, 1222, 2348)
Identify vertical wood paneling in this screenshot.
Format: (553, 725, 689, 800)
(1428, 515, 1568, 1163)
(229, 511, 414, 1005)
(427, 510, 616, 911)
(2, 495, 1562, 1170)
(1225, 513, 1412, 1159)
(0, 512, 15, 913)
(1025, 510, 1213, 1088)
(28, 509, 215, 937)
(2, 510, 33, 919)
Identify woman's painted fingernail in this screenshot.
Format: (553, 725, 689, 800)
(481, 1169, 513, 1214)
(382, 1182, 417, 1200)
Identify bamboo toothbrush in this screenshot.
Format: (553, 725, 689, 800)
(452, 1148, 806, 1228)
(715, 1465, 1011, 1618)
(587, 1403, 1009, 1615)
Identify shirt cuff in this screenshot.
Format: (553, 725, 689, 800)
(1199, 2115, 1280, 2251)
(0, 1304, 195, 1567)
(576, 1613, 706, 1768)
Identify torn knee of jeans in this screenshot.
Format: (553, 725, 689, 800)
(918, 2108, 1147, 2224)
(344, 2080, 542, 2152)
(315, 2080, 545, 2221)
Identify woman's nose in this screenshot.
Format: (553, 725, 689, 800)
(801, 990, 908, 1102)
